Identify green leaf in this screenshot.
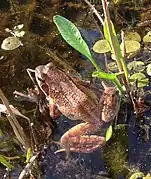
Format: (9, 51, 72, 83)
(0, 155, 13, 169)
(107, 62, 118, 72)
(143, 31, 151, 43)
(124, 32, 141, 42)
(26, 147, 32, 163)
(129, 172, 144, 179)
(127, 61, 145, 72)
(93, 39, 110, 53)
(129, 72, 149, 87)
(121, 40, 140, 54)
(53, 15, 92, 60)
(105, 125, 113, 142)
(147, 63, 151, 76)
(92, 70, 116, 80)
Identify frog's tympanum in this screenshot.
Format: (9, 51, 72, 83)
(34, 62, 120, 153)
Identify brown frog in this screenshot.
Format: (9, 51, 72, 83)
(34, 62, 120, 153)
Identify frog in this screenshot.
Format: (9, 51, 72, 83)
(34, 62, 120, 153)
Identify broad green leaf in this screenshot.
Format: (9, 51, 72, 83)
(143, 31, 151, 43)
(127, 61, 145, 72)
(105, 125, 113, 142)
(93, 39, 110, 53)
(147, 64, 151, 76)
(125, 32, 141, 42)
(0, 155, 13, 169)
(129, 72, 149, 87)
(129, 172, 144, 179)
(53, 15, 92, 60)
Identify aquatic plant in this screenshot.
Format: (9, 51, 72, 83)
(53, 1, 129, 93)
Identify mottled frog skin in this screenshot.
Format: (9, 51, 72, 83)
(34, 62, 120, 153)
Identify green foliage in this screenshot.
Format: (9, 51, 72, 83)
(0, 154, 13, 169)
(127, 61, 145, 72)
(53, 15, 92, 61)
(129, 172, 144, 179)
(106, 125, 113, 142)
(147, 64, 151, 76)
(103, 18, 129, 84)
(53, 15, 124, 92)
(25, 147, 32, 163)
(93, 39, 110, 53)
(124, 32, 141, 42)
(121, 40, 140, 58)
(107, 62, 118, 72)
(143, 31, 151, 43)
(129, 72, 149, 87)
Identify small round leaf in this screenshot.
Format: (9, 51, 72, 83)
(93, 39, 110, 53)
(129, 72, 149, 87)
(125, 32, 141, 42)
(107, 62, 118, 72)
(127, 61, 145, 72)
(1, 36, 22, 50)
(143, 31, 151, 43)
(147, 63, 151, 76)
(121, 40, 141, 54)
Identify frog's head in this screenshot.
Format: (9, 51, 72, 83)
(35, 63, 54, 96)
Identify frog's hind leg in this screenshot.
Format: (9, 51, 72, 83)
(55, 122, 105, 154)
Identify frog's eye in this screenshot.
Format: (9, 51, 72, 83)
(111, 93, 115, 97)
(37, 77, 45, 83)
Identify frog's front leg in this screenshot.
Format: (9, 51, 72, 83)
(56, 122, 105, 153)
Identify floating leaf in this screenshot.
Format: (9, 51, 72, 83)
(121, 40, 140, 54)
(143, 31, 151, 43)
(147, 64, 151, 76)
(125, 32, 141, 42)
(105, 125, 113, 142)
(93, 39, 110, 53)
(53, 15, 92, 60)
(127, 61, 145, 72)
(129, 72, 149, 87)
(0, 155, 13, 169)
(107, 61, 118, 72)
(129, 172, 144, 179)
(1, 36, 22, 50)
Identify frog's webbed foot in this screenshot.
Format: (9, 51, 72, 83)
(53, 141, 72, 159)
(55, 135, 105, 153)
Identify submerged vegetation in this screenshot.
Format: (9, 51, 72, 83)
(0, 0, 151, 178)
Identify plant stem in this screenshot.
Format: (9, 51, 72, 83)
(101, 0, 130, 93)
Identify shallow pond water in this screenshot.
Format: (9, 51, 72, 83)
(0, 1, 151, 179)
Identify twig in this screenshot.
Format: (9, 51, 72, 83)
(84, 0, 104, 25)
(0, 88, 30, 148)
(18, 154, 38, 179)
